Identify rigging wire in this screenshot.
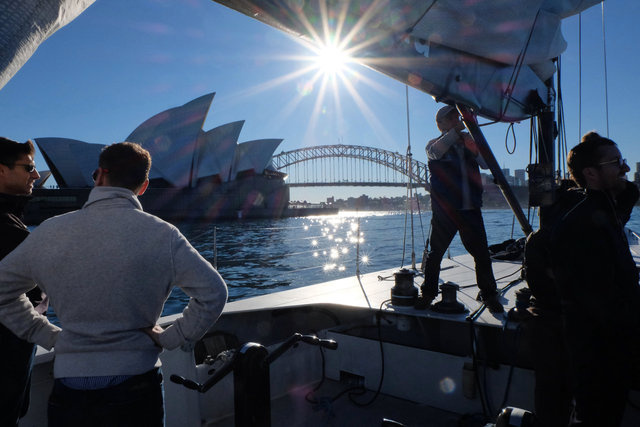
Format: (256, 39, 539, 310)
(355, 215, 372, 309)
(402, 85, 416, 270)
(556, 57, 569, 179)
(578, 13, 582, 138)
(601, 2, 610, 137)
(501, 9, 542, 119)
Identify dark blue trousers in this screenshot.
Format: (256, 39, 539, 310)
(0, 323, 36, 426)
(48, 368, 164, 427)
(422, 205, 497, 299)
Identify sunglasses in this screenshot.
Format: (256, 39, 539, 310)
(598, 157, 626, 168)
(10, 163, 37, 173)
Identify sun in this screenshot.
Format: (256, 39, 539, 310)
(314, 43, 351, 75)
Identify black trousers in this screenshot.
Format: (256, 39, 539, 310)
(568, 337, 631, 427)
(0, 323, 36, 426)
(48, 368, 164, 427)
(531, 314, 573, 427)
(422, 205, 497, 299)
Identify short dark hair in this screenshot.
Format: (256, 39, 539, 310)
(567, 131, 616, 187)
(0, 137, 35, 166)
(98, 142, 151, 191)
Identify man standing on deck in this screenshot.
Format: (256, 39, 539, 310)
(551, 132, 640, 427)
(0, 137, 46, 426)
(0, 142, 228, 426)
(418, 105, 503, 313)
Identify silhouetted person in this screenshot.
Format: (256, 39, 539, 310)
(551, 131, 640, 426)
(419, 105, 502, 313)
(524, 179, 579, 427)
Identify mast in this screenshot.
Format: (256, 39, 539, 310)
(457, 105, 534, 236)
(536, 79, 557, 225)
(527, 78, 557, 227)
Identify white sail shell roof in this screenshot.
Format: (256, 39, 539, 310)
(231, 139, 283, 180)
(35, 95, 283, 189)
(35, 137, 105, 187)
(195, 120, 245, 183)
(126, 93, 215, 188)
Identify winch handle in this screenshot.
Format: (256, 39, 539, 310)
(264, 333, 338, 365)
(170, 351, 235, 393)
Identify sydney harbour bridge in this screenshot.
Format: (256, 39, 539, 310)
(271, 145, 429, 191)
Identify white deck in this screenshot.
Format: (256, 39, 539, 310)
(226, 254, 524, 328)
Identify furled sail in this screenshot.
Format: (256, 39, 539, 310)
(0, 0, 96, 90)
(213, 0, 602, 122)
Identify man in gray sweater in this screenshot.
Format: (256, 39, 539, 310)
(0, 142, 228, 426)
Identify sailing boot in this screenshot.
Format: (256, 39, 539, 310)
(484, 294, 504, 314)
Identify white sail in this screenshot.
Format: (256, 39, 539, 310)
(0, 0, 96, 90)
(213, 0, 602, 121)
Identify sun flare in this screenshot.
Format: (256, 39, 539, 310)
(315, 43, 351, 75)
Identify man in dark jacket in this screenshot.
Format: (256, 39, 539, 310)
(551, 131, 640, 427)
(0, 136, 46, 425)
(419, 105, 502, 313)
(524, 180, 582, 427)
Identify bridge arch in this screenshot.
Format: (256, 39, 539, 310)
(271, 144, 429, 189)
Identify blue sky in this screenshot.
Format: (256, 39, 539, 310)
(1, 0, 638, 203)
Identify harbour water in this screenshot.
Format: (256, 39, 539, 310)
(38, 207, 640, 320)
(162, 208, 560, 315)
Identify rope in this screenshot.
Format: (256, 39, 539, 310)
(504, 123, 516, 155)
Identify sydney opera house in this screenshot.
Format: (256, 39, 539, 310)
(24, 93, 290, 223)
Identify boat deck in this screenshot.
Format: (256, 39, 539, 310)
(191, 255, 526, 427)
(225, 253, 524, 327)
(24, 251, 640, 427)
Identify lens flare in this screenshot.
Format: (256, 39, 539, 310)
(439, 377, 456, 394)
(315, 43, 351, 75)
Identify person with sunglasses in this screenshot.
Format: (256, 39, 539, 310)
(0, 136, 47, 426)
(550, 131, 640, 426)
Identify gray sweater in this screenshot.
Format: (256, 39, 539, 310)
(0, 187, 228, 378)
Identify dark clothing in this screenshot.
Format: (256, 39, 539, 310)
(525, 187, 586, 315)
(422, 132, 497, 300)
(48, 368, 164, 427)
(0, 194, 29, 256)
(551, 185, 640, 427)
(428, 144, 484, 210)
(0, 193, 45, 425)
(422, 205, 496, 299)
(529, 314, 573, 427)
(524, 226, 574, 427)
